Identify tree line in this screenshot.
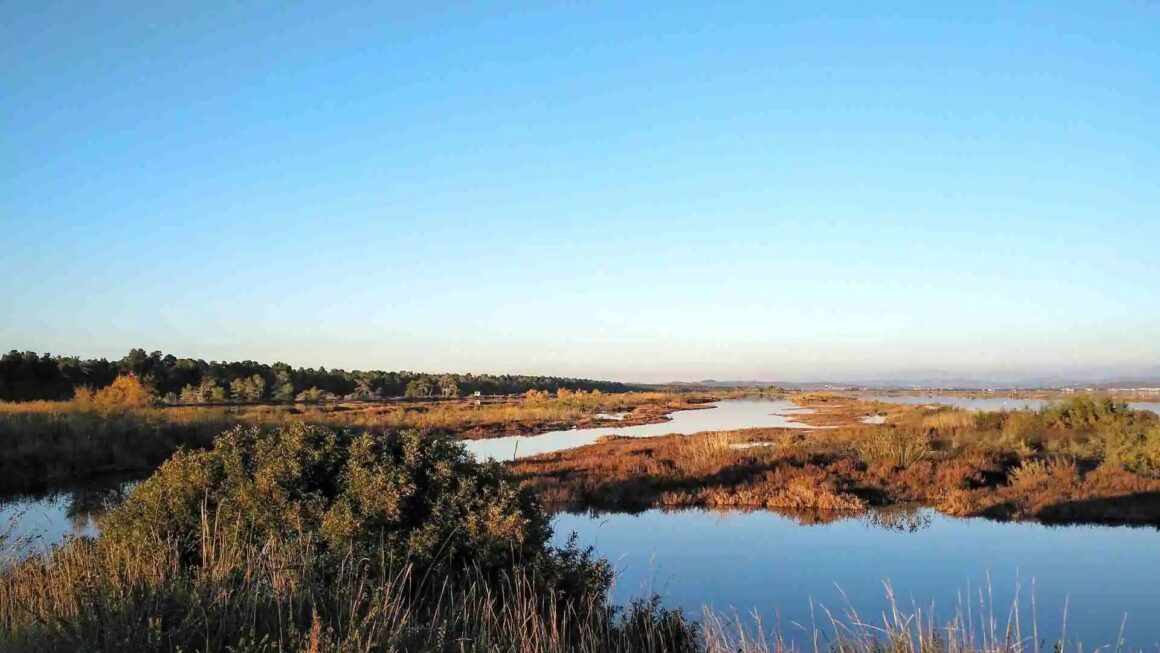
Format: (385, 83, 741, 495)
(0, 349, 639, 403)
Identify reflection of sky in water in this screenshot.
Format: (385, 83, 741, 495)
(1, 483, 133, 561)
(552, 508, 1160, 650)
(1, 494, 98, 560)
(1130, 401, 1160, 415)
(464, 399, 814, 461)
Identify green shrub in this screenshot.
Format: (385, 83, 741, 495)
(1001, 411, 1045, 446)
(103, 423, 569, 580)
(972, 410, 1006, 432)
(1040, 396, 1129, 430)
(1103, 422, 1160, 477)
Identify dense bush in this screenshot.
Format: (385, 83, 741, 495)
(103, 424, 607, 590)
(1040, 396, 1130, 430)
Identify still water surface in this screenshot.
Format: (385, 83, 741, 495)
(464, 399, 813, 460)
(1131, 401, 1160, 415)
(551, 508, 1160, 649)
(0, 484, 127, 560)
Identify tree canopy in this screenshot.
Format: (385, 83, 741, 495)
(0, 349, 639, 403)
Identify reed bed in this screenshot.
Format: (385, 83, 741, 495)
(0, 403, 228, 495)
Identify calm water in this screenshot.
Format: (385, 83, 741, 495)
(552, 508, 1160, 649)
(1133, 401, 1160, 415)
(860, 394, 1160, 415)
(0, 483, 131, 560)
(464, 399, 813, 460)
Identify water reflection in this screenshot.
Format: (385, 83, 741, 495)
(465, 399, 814, 460)
(66, 483, 132, 526)
(558, 505, 935, 531)
(1132, 401, 1160, 415)
(550, 506, 1160, 649)
(860, 504, 933, 532)
(5, 481, 1158, 648)
(1, 480, 136, 561)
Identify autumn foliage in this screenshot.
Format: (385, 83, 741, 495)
(73, 373, 155, 411)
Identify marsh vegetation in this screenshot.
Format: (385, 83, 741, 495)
(2, 371, 1159, 650)
(6, 421, 1149, 652)
(514, 395, 1160, 525)
(0, 373, 699, 495)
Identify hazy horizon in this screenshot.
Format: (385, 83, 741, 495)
(5, 342, 1159, 386)
(4, 3, 1158, 381)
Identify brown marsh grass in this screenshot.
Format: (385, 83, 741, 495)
(514, 397, 1160, 525)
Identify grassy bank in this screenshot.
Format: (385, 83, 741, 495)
(0, 401, 229, 495)
(514, 396, 1160, 525)
(0, 378, 702, 496)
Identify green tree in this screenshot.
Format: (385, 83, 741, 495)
(296, 386, 328, 403)
(209, 384, 229, 402)
(271, 369, 295, 402)
(405, 377, 433, 398)
(229, 374, 266, 402)
(178, 384, 200, 404)
(438, 374, 459, 398)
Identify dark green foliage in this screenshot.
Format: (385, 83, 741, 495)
(102, 424, 598, 585)
(0, 348, 639, 402)
(1039, 396, 1133, 430)
(972, 396, 1160, 477)
(1102, 421, 1160, 476)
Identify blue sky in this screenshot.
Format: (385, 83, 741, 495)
(2, 2, 1158, 382)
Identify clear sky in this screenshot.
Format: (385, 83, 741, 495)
(2, 2, 1158, 382)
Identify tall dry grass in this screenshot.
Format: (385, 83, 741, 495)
(0, 401, 228, 495)
(677, 431, 738, 466)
